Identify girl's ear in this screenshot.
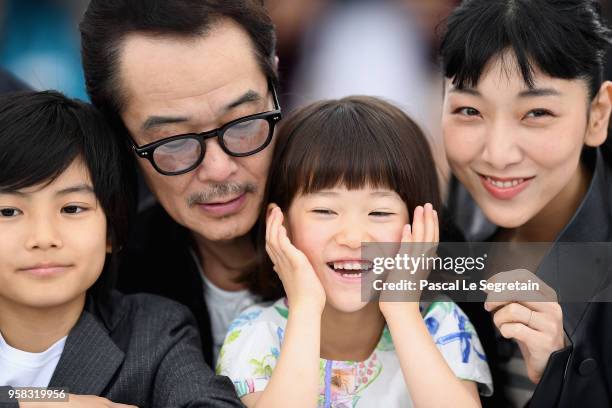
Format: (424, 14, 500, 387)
(585, 81, 612, 147)
(106, 241, 112, 254)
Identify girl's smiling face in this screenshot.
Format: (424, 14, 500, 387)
(0, 158, 108, 309)
(442, 52, 608, 229)
(286, 185, 408, 313)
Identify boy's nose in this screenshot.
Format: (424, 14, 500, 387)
(25, 219, 63, 250)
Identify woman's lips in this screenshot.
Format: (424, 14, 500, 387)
(478, 173, 534, 200)
(197, 193, 247, 217)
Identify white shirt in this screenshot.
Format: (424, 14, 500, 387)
(0, 331, 66, 387)
(190, 250, 260, 366)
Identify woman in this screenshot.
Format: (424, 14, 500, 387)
(440, 1, 612, 407)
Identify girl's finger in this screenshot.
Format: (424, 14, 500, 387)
(423, 203, 434, 243)
(411, 205, 424, 243)
(433, 210, 439, 243)
(401, 223, 412, 243)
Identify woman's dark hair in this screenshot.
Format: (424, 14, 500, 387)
(439, 0, 612, 100)
(80, 0, 277, 117)
(248, 96, 442, 298)
(0, 91, 134, 300)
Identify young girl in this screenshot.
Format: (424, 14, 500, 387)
(0, 91, 242, 407)
(217, 96, 492, 407)
(439, 1, 612, 406)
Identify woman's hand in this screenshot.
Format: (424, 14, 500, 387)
(379, 203, 439, 318)
(485, 269, 565, 384)
(266, 204, 326, 313)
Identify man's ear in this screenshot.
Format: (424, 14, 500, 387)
(585, 81, 612, 147)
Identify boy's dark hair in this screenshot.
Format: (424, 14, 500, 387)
(80, 0, 277, 118)
(249, 96, 442, 297)
(439, 0, 612, 100)
(0, 91, 134, 299)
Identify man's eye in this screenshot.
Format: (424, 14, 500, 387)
(62, 205, 86, 214)
(0, 208, 22, 217)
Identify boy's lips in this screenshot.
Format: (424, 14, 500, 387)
(17, 263, 73, 278)
(478, 173, 535, 200)
(196, 193, 247, 217)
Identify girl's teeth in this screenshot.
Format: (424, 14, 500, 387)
(341, 272, 362, 278)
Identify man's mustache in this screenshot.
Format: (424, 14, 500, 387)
(187, 182, 257, 206)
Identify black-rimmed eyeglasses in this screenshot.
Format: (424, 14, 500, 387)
(129, 83, 282, 176)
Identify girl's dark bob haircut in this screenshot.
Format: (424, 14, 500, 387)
(250, 96, 442, 297)
(0, 90, 134, 301)
(440, 0, 612, 100)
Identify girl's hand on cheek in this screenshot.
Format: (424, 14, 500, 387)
(380, 204, 439, 319)
(266, 204, 326, 313)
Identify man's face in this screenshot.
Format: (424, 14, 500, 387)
(118, 19, 274, 242)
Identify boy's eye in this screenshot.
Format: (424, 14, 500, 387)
(0, 208, 22, 217)
(62, 205, 86, 214)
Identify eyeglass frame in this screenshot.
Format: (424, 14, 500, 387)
(128, 80, 282, 176)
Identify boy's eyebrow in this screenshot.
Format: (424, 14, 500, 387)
(55, 184, 95, 196)
(141, 89, 262, 131)
(0, 184, 95, 197)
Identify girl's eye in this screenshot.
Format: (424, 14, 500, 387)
(370, 211, 393, 217)
(524, 109, 554, 119)
(454, 107, 480, 116)
(312, 209, 336, 215)
(62, 205, 86, 214)
(0, 208, 22, 217)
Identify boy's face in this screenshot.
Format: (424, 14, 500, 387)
(0, 158, 108, 309)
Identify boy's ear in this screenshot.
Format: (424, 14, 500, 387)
(585, 81, 612, 147)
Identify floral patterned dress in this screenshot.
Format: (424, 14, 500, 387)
(217, 298, 493, 407)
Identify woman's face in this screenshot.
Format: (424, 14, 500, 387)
(286, 185, 408, 313)
(442, 52, 605, 228)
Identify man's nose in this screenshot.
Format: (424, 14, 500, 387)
(25, 216, 63, 250)
(196, 139, 239, 183)
(481, 119, 523, 170)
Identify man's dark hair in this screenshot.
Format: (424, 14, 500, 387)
(0, 90, 134, 300)
(80, 0, 277, 118)
(439, 0, 612, 100)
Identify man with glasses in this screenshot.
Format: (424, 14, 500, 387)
(79, 0, 283, 367)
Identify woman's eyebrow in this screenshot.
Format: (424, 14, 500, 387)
(517, 87, 562, 98)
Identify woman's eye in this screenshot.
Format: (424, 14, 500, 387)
(454, 107, 480, 116)
(62, 205, 86, 214)
(524, 109, 553, 119)
(0, 208, 22, 217)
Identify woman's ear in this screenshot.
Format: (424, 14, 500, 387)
(585, 81, 612, 147)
